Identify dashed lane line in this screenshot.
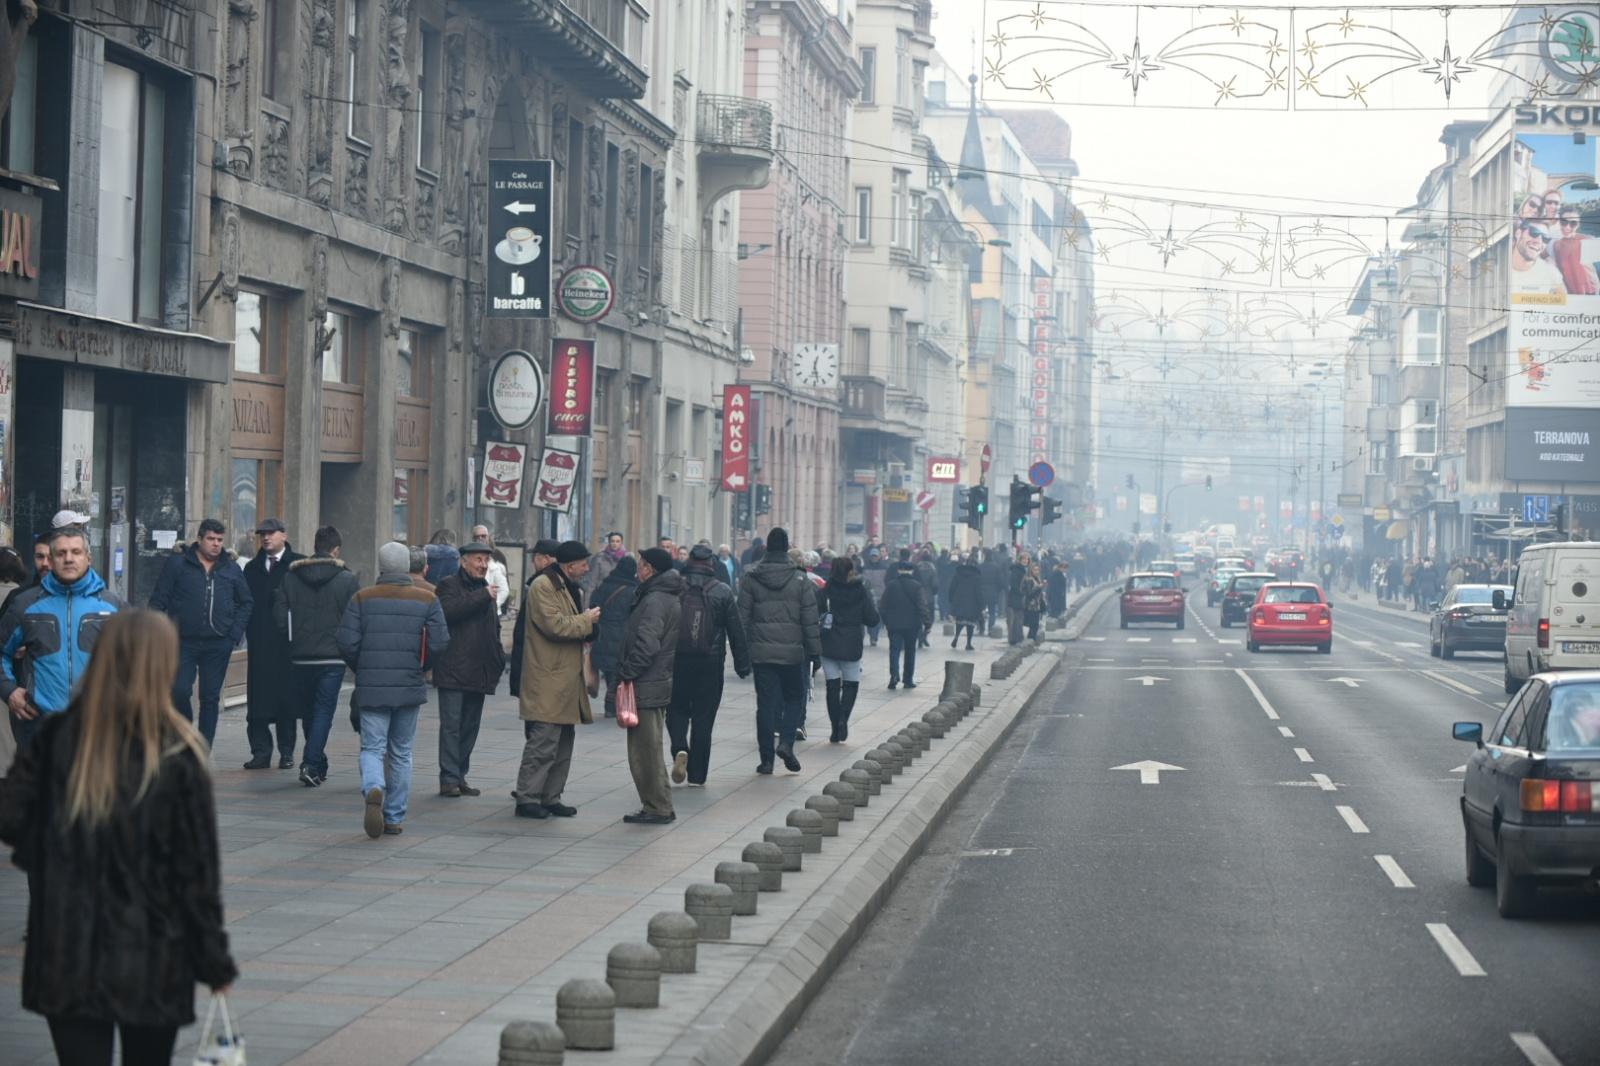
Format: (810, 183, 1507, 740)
(1421, 669, 1483, 696)
(1425, 922, 1487, 977)
(1234, 668, 1281, 721)
(1335, 805, 1370, 834)
(1374, 854, 1415, 888)
(1311, 773, 1337, 791)
(1278, 726, 1295, 738)
(1293, 747, 1314, 763)
(1511, 1033, 1565, 1066)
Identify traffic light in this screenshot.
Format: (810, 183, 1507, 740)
(954, 486, 971, 526)
(733, 491, 752, 529)
(968, 485, 988, 531)
(1041, 495, 1063, 526)
(755, 484, 772, 516)
(1008, 479, 1034, 531)
(1555, 503, 1568, 534)
(1125, 473, 1135, 489)
(1204, 474, 1213, 491)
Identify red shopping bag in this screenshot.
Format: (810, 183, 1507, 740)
(615, 680, 639, 728)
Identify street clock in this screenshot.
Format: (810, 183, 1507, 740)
(791, 343, 840, 389)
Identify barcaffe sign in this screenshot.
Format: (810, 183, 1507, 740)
(557, 265, 616, 323)
(487, 349, 546, 430)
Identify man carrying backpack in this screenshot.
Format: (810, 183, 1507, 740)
(667, 544, 751, 787)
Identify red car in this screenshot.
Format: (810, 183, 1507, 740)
(1247, 582, 1332, 653)
(1121, 572, 1186, 629)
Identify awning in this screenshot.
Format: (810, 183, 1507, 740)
(1385, 520, 1411, 540)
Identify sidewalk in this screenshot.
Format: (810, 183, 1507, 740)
(0, 628, 1066, 1066)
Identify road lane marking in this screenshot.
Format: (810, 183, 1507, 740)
(1127, 637, 1151, 643)
(1450, 765, 1466, 773)
(1326, 676, 1363, 688)
(1084, 637, 1107, 642)
(1426, 923, 1486, 977)
(1335, 805, 1370, 833)
(1199, 658, 1224, 664)
(1278, 726, 1295, 738)
(1087, 657, 1115, 663)
(1294, 747, 1314, 763)
(1111, 760, 1183, 784)
(1173, 637, 1197, 643)
(1127, 675, 1168, 687)
(1511, 1033, 1564, 1066)
(1218, 639, 1241, 645)
(1374, 854, 1415, 888)
(1397, 641, 1423, 648)
(1234, 668, 1280, 720)
(1311, 772, 1337, 791)
(1421, 669, 1483, 696)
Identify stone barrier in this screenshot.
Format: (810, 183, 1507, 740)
(684, 883, 735, 941)
(647, 911, 698, 974)
(606, 943, 662, 1009)
(865, 746, 899, 777)
(741, 841, 785, 890)
(822, 781, 862, 816)
(785, 809, 825, 853)
(940, 659, 975, 700)
(804, 794, 841, 835)
(499, 1021, 565, 1066)
(839, 768, 873, 803)
(715, 861, 762, 916)
(921, 710, 949, 738)
(851, 759, 884, 795)
(556, 979, 615, 1051)
(763, 826, 806, 870)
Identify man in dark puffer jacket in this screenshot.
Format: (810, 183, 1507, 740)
(612, 548, 682, 824)
(736, 527, 821, 775)
(274, 525, 359, 787)
(667, 545, 751, 785)
(337, 542, 450, 838)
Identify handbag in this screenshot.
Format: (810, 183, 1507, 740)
(615, 679, 639, 728)
(584, 647, 600, 698)
(193, 993, 247, 1066)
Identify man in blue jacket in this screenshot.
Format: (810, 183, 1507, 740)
(0, 527, 124, 750)
(148, 518, 253, 746)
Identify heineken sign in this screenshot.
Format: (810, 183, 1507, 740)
(557, 265, 616, 323)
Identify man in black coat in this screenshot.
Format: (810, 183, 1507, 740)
(668, 545, 752, 786)
(879, 560, 931, 689)
(432, 542, 506, 798)
(241, 518, 304, 768)
(273, 525, 359, 787)
(616, 548, 682, 824)
(1006, 550, 1031, 646)
(914, 550, 939, 647)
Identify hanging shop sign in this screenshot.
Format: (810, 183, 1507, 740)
(926, 456, 960, 483)
(480, 442, 528, 508)
(556, 265, 616, 323)
(547, 339, 595, 436)
(487, 160, 553, 319)
(535, 445, 581, 513)
(487, 349, 545, 431)
(721, 385, 752, 491)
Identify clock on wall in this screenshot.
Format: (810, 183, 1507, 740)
(792, 344, 840, 389)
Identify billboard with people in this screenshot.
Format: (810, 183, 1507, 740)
(1508, 131, 1600, 407)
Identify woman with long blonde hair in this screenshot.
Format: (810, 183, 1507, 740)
(0, 609, 237, 1065)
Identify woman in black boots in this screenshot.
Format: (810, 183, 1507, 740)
(948, 552, 984, 650)
(816, 556, 880, 743)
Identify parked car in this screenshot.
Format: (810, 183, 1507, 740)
(1429, 584, 1513, 660)
(1120, 572, 1185, 629)
(1500, 542, 1600, 694)
(1207, 567, 1245, 607)
(1246, 582, 1331, 653)
(1454, 672, 1600, 918)
(1219, 572, 1276, 628)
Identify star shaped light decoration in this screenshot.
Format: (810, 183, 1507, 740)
(1214, 76, 1237, 105)
(1233, 212, 1251, 232)
(1345, 76, 1370, 106)
(1110, 38, 1163, 97)
(1097, 193, 1114, 212)
(1539, 8, 1562, 32)
(1265, 39, 1286, 61)
(1267, 68, 1287, 92)
(1298, 69, 1319, 93)
(1337, 10, 1358, 37)
(1299, 37, 1321, 61)
(988, 29, 1010, 52)
(1027, 3, 1049, 30)
(1221, 259, 1236, 275)
(1031, 67, 1056, 99)
(1420, 42, 1474, 100)
(1150, 225, 1183, 268)
(1227, 11, 1248, 36)
(1528, 73, 1553, 99)
(984, 56, 1005, 84)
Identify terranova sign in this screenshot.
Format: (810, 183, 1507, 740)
(557, 265, 616, 323)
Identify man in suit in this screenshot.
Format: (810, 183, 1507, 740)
(242, 518, 304, 768)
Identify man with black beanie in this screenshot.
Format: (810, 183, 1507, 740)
(669, 544, 751, 785)
(735, 527, 821, 774)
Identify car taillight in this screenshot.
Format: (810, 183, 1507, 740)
(1449, 607, 1474, 620)
(1254, 609, 1266, 623)
(1521, 779, 1600, 813)
(1318, 607, 1330, 625)
(1538, 618, 1550, 649)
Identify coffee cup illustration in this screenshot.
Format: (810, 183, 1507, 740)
(496, 226, 543, 266)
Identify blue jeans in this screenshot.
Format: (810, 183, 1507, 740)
(753, 662, 807, 762)
(297, 664, 346, 777)
(888, 629, 919, 684)
(174, 637, 233, 746)
(359, 705, 420, 826)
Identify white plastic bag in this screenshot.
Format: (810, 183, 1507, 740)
(192, 993, 247, 1066)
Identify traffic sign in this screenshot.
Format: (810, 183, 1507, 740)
(1524, 494, 1549, 523)
(980, 443, 992, 475)
(1028, 461, 1055, 488)
(915, 490, 937, 511)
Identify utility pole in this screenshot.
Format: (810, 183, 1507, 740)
(1154, 417, 1168, 547)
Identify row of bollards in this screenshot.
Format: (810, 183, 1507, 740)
(500, 660, 989, 1064)
(989, 640, 1041, 679)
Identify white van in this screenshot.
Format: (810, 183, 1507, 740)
(1501, 541, 1600, 693)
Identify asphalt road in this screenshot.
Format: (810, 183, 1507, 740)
(767, 586, 1600, 1066)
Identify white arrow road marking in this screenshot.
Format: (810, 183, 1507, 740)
(503, 200, 538, 214)
(1111, 760, 1184, 784)
(1511, 1033, 1565, 1066)
(1375, 854, 1415, 888)
(1235, 668, 1280, 720)
(1426, 923, 1486, 977)
(1336, 805, 1370, 834)
(1127, 675, 1168, 686)
(1294, 747, 1314, 763)
(1422, 669, 1482, 696)
(1451, 765, 1467, 773)
(1327, 677, 1364, 688)
(1311, 772, 1337, 791)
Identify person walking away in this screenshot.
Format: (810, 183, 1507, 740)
(914, 551, 939, 647)
(591, 554, 640, 717)
(948, 553, 984, 650)
(1006, 550, 1030, 646)
(1046, 560, 1069, 619)
(880, 558, 930, 689)
(613, 548, 682, 824)
(668, 544, 751, 783)
(0, 610, 238, 1065)
(337, 542, 450, 837)
(979, 549, 1005, 635)
(424, 529, 461, 585)
(433, 541, 505, 798)
(736, 528, 821, 774)
(1022, 561, 1047, 641)
(148, 518, 253, 750)
(408, 545, 435, 593)
(514, 541, 601, 819)
(1, 528, 124, 756)
(241, 518, 304, 767)
(274, 525, 359, 787)
(790, 549, 827, 741)
(817, 556, 877, 742)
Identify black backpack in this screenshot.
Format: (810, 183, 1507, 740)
(678, 577, 717, 656)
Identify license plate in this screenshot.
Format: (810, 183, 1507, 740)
(1562, 641, 1600, 654)
(1279, 612, 1306, 621)
(1139, 595, 1165, 602)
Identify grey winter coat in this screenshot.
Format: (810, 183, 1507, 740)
(612, 568, 683, 710)
(736, 555, 822, 665)
(336, 573, 451, 709)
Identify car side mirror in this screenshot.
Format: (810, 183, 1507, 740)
(1492, 589, 1508, 610)
(1428, 601, 1440, 611)
(1452, 721, 1483, 748)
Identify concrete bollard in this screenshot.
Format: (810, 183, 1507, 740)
(882, 738, 909, 766)
(606, 942, 662, 1009)
(840, 768, 873, 804)
(715, 861, 761, 915)
(786, 809, 825, 853)
(763, 826, 806, 870)
(990, 657, 1009, 680)
(971, 683, 982, 706)
(685, 883, 735, 941)
(741, 841, 785, 891)
(851, 759, 884, 795)
(822, 781, 861, 817)
(893, 732, 920, 762)
(647, 911, 698, 974)
(905, 722, 932, 751)
(941, 659, 975, 701)
(556, 979, 615, 1051)
(866, 746, 899, 777)
(922, 710, 950, 738)
(805, 794, 842, 836)
(499, 1021, 565, 1066)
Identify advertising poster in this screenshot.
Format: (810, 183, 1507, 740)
(487, 161, 553, 319)
(547, 339, 595, 436)
(535, 445, 581, 513)
(1506, 127, 1600, 407)
(480, 442, 527, 508)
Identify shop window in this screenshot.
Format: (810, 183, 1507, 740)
(1, 35, 37, 172)
(393, 466, 428, 542)
(234, 290, 287, 377)
(231, 458, 282, 559)
(396, 327, 432, 399)
(322, 309, 366, 385)
(98, 61, 169, 324)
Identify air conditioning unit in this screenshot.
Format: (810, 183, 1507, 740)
(1411, 456, 1435, 472)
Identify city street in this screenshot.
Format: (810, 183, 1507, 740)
(771, 590, 1600, 1066)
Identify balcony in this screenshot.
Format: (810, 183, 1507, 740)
(469, 0, 646, 98)
(696, 94, 774, 215)
(1366, 405, 1394, 442)
(842, 375, 887, 421)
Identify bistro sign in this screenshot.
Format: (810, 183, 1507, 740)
(15, 303, 230, 383)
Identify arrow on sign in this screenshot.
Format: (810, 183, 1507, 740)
(1112, 760, 1184, 784)
(503, 201, 539, 215)
(1327, 677, 1363, 688)
(1127, 675, 1168, 687)
(725, 473, 746, 489)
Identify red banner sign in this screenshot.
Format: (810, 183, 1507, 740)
(547, 338, 595, 436)
(721, 385, 751, 491)
(926, 456, 960, 483)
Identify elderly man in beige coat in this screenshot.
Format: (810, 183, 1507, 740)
(513, 540, 600, 819)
